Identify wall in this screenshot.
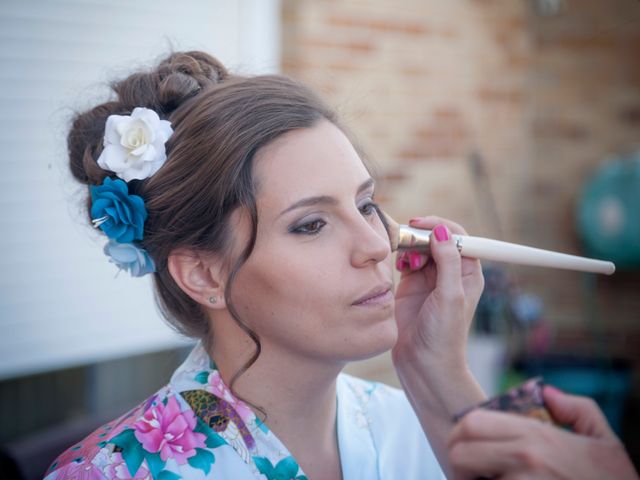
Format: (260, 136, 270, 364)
(527, 0, 640, 339)
(281, 0, 640, 459)
(281, 0, 640, 356)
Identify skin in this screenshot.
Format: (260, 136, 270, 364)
(168, 119, 486, 478)
(448, 385, 639, 480)
(229, 120, 397, 365)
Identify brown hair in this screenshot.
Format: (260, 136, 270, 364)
(67, 51, 345, 402)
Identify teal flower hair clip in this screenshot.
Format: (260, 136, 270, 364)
(104, 240, 155, 277)
(90, 177, 147, 243)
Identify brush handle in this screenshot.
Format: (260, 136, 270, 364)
(456, 235, 615, 275)
(396, 225, 615, 275)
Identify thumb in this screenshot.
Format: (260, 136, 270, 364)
(543, 385, 616, 439)
(429, 224, 464, 296)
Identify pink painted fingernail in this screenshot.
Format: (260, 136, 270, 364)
(409, 217, 421, 225)
(396, 256, 409, 271)
(410, 252, 421, 269)
(395, 257, 404, 271)
(433, 224, 449, 242)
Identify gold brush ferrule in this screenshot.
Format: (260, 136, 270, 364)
(397, 225, 432, 251)
(397, 225, 464, 252)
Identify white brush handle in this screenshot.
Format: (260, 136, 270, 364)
(456, 235, 615, 275)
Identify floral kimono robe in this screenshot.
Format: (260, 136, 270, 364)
(44, 343, 445, 479)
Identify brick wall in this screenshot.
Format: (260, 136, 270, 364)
(283, 0, 532, 237)
(281, 0, 640, 356)
(282, 0, 640, 462)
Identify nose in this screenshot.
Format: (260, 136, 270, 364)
(349, 210, 391, 267)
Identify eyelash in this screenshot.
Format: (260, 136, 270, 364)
(291, 201, 380, 236)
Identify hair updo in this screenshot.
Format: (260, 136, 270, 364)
(67, 51, 343, 386)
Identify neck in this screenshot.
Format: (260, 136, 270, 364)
(208, 327, 345, 459)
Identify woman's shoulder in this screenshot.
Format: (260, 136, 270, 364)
(43, 384, 170, 479)
(43, 382, 233, 480)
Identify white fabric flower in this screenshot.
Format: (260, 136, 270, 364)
(97, 107, 173, 181)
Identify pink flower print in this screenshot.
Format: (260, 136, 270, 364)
(206, 371, 254, 423)
(133, 395, 206, 464)
(105, 452, 151, 479)
(49, 460, 105, 480)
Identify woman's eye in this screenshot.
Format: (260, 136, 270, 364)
(360, 201, 378, 216)
(291, 219, 326, 235)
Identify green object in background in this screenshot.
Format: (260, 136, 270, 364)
(499, 369, 528, 393)
(577, 152, 640, 269)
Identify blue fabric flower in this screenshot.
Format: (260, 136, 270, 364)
(90, 177, 147, 243)
(104, 240, 155, 277)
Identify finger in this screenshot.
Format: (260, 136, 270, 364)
(449, 409, 543, 446)
(410, 216, 482, 278)
(395, 251, 411, 272)
(395, 250, 428, 274)
(407, 251, 428, 270)
(427, 223, 465, 296)
(543, 385, 616, 439)
(449, 440, 522, 480)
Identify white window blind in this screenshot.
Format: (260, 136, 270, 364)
(0, 0, 281, 380)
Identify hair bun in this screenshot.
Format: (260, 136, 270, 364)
(68, 51, 229, 186)
(113, 51, 229, 115)
(68, 101, 124, 185)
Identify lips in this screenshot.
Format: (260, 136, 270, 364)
(352, 283, 393, 305)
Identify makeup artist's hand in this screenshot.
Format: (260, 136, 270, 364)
(392, 216, 484, 369)
(390, 216, 486, 477)
(448, 385, 639, 480)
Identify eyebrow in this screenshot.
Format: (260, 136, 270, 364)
(278, 177, 375, 218)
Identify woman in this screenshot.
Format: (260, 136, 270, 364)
(46, 49, 485, 479)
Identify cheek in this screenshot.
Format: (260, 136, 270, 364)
(230, 253, 341, 331)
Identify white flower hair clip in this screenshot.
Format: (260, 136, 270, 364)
(97, 107, 173, 182)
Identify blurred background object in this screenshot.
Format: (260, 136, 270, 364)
(577, 151, 640, 269)
(1, 0, 639, 478)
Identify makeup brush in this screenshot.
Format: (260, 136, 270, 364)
(381, 212, 615, 275)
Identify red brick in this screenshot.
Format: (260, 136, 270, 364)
(433, 108, 463, 120)
(538, 34, 618, 51)
(619, 106, 640, 125)
(326, 15, 429, 36)
(533, 119, 590, 140)
(401, 66, 430, 77)
(477, 87, 525, 103)
(301, 38, 376, 54)
(379, 170, 409, 183)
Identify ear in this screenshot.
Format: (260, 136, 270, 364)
(167, 248, 227, 309)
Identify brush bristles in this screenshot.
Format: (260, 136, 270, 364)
(380, 211, 400, 251)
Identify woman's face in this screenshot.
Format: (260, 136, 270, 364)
(229, 119, 396, 364)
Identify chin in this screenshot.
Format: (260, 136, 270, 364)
(344, 317, 398, 362)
